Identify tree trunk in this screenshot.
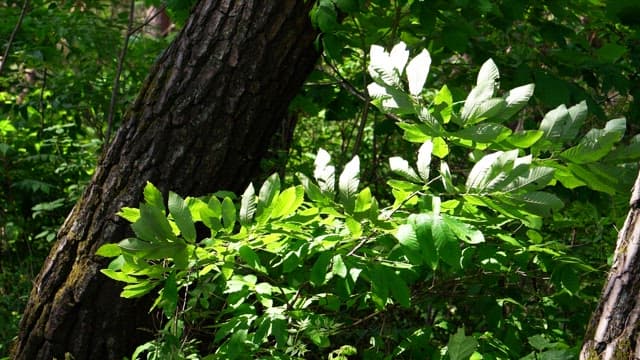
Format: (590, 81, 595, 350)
(581, 170, 640, 359)
(12, 1, 319, 359)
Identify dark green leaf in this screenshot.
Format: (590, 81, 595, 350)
(131, 203, 176, 243)
(447, 328, 478, 360)
(238, 245, 266, 273)
(310, 252, 332, 287)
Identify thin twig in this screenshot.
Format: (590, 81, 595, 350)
(0, 0, 30, 77)
(38, 68, 47, 136)
(128, 4, 168, 36)
(322, 58, 402, 123)
(104, 0, 136, 148)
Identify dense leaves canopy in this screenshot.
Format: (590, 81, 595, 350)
(2, 0, 640, 358)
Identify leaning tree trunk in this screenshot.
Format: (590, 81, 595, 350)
(580, 170, 640, 359)
(12, 1, 319, 359)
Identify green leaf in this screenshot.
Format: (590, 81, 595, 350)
(442, 215, 485, 244)
(567, 163, 617, 194)
(117, 207, 140, 223)
(461, 59, 499, 122)
(369, 82, 415, 114)
(271, 186, 304, 219)
(432, 137, 449, 158)
(221, 197, 236, 231)
(334, 0, 359, 12)
(440, 162, 455, 193)
(314, 148, 335, 195)
(461, 81, 496, 122)
(447, 328, 478, 360)
(388, 271, 411, 308)
(369, 44, 401, 87)
(96, 243, 122, 257)
(604, 134, 640, 162)
(499, 84, 535, 121)
(538, 102, 588, 144)
(504, 130, 544, 148)
(434, 84, 453, 106)
(597, 42, 627, 62)
(143, 182, 165, 214)
(389, 42, 409, 74)
(454, 123, 512, 143)
(405, 48, 431, 95)
(501, 191, 564, 217)
(354, 187, 373, 213)
(331, 254, 348, 278)
(396, 224, 423, 265)
(118, 237, 187, 260)
(396, 122, 431, 143)
(476, 58, 500, 87)
(465, 150, 518, 193)
(238, 245, 266, 273)
(156, 272, 178, 317)
(202, 196, 223, 231)
(560, 117, 626, 164)
(257, 173, 280, 216)
(297, 172, 327, 202)
(345, 217, 362, 238)
(389, 156, 421, 183)
(417, 141, 433, 182)
(498, 166, 555, 193)
(313, 2, 338, 32)
(430, 214, 458, 267)
(100, 268, 138, 283)
(339, 155, 360, 212)
(131, 203, 176, 243)
(310, 252, 332, 287)
(121, 280, 158, 298)
(409, 214, 438, 269)
(239, 183, 257, 226)
(168, 192, 196, 243)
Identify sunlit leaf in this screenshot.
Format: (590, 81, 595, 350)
(389, 156, 421, 183)
(239, 183, 257, 226)
(417, 141, 433, 182)
(406, 49, 431, 95)
(339, 155, 360, 212)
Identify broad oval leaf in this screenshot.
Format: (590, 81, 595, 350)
(477, 58, 499, 87)
(221, 197, 236, 231)
(406, 49, 431, 96)
(389, 41, 409, 74)
(257, 173, 280, 216)
(417, 141, 433, 182)
(499, 83, 535, 121)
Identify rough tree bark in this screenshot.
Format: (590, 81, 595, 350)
(581, 170, 640, 359)
(12, 1, 319, 359)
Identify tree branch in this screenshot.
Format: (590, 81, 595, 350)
(104, 0, 136, 147)
(0, 0, 30, 77)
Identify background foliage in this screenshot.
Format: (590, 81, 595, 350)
(2, 0, 640, 358)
